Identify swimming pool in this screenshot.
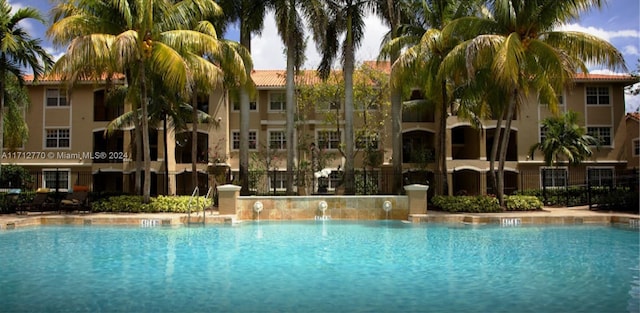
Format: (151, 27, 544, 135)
(1, 221, 638, 312)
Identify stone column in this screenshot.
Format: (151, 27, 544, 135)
(404, 184, 429, 215)
(217, 184, 241, 215)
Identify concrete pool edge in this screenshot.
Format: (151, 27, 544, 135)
(0, 207, 638, 230)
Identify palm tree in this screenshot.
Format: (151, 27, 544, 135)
(49, 0, 247, 202)
(0, 0, 53, 176)
(2, 74, 30, 151)
(373, 0, 406, 194)
(269, 0, 325, 194)
(216, 0, 265, 195)
(317, 0, 375, 194)
(441, 0, 626, 205)
(529, 110, 598, 166)
(380, 0, 481, 195)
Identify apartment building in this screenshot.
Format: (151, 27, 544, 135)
(4, 69, 637, 196)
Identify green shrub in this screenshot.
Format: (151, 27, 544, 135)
(431, 195, 501, 213)
(149, 195, 212, 213)
(92, 195, 212, 213)
(504, 195, 543, 211)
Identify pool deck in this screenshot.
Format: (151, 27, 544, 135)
(0, 206, 637, 230)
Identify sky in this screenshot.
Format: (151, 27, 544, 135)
(10, 0, 640, 111)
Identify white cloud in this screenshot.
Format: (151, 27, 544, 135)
(558, 23, 640, 41)
(626, 91, 640, 112)
(623, 45, 640, 56)
(251, 12, 388, 70)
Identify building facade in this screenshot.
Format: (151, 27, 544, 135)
(3, 70, 637, 196)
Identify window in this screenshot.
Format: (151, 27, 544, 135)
(269, 131, 286, 149)
(232, 131, 257, 150)
(540, 95, 565, 111)
(634, 139, 640, 157)
(269, 92, 286, 111)
(586, 87, 610, 105)
(539, 125, 548, 143)
(317, 99, 340, 111)
(46, 88, 68, 107)
(587, 127, 611, 146)
(268, 171, 286, 191)
(317, 131, 340, 149)
(43, 169, 70, 191)
(587, 167, 614, 187)
(356, 133, 379, 150)
(541, 168, 567, 188)
(46, 129, 70, 148)
(232, 98, 257, 111)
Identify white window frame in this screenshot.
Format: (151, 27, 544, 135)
(268, 130, 287, 150)
(46, 88, 68, 107)
(586, 86, 610, 106)
(44, 128, 71, 149)
(539, 94, 565, 112)
(231, 130, 258, 150)
(268, 171, 287, 191)
(356, 133, 380, 150)
(633, 138, 640, 157)
(42, 168, 71, 192)
(268, 91, 286, 112)
(540, 167, 568, 188)
(586, 166, 615, 187)
(539, 125, 548, 143)
(231, 95, 257, 111)
(587, 126, 612, 147)
(317, 130, 341, 150)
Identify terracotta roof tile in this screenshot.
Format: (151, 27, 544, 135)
(627, 112, 640, 121)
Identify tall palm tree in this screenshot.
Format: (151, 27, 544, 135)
(381, 0, 481, 195)
(529, 110, 598, 166)
(373, 0, 406, 194)
(317, 0, 374, 194)
(270, 0, 324, 194)
(441, 0, 626, 205)
(0, 0, 52, 176)
(49, 0, 247, 202)
(216, 0, 265, 195)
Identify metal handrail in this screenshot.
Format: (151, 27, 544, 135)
(205, 187, 214, 215)
(187, 186, 203, 225)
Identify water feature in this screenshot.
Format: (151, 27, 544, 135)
(0, 223, 638, 312)
(316, 200, 330, 220)
(253, 201, 263, 221)
(383, 200, 392, 219)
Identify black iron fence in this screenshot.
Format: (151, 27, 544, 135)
(517, 169, 639, 210)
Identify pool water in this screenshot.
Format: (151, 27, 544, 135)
(1, 221, 638, 313)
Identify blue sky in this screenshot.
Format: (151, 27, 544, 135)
(11, 0, 640, 110)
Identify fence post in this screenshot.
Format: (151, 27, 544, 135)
(542, 170, 547, 205)
(587, 175, 592, 210)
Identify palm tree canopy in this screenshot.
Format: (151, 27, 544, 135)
(440, 0, 627, 108)
(0, 0, 53, 80)
(529, 110, 599, 166)
(317, 0, 374, 80)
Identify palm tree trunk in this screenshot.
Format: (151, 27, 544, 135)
(140, 63, 152, 203)
(163, 114, 169, 195)
(390, 52, 403, 195)
(343, 17, 355, 195)
(192, 94, 199, 194)
(239, 27, 251, 196)
(134, 107, 143, 195)
(437, 79, 449, 195)
(489, 109, 504, 197)
(285, 26, 296, 195)
(0, 75, 5, 178)
(497, 89, 517, 206)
